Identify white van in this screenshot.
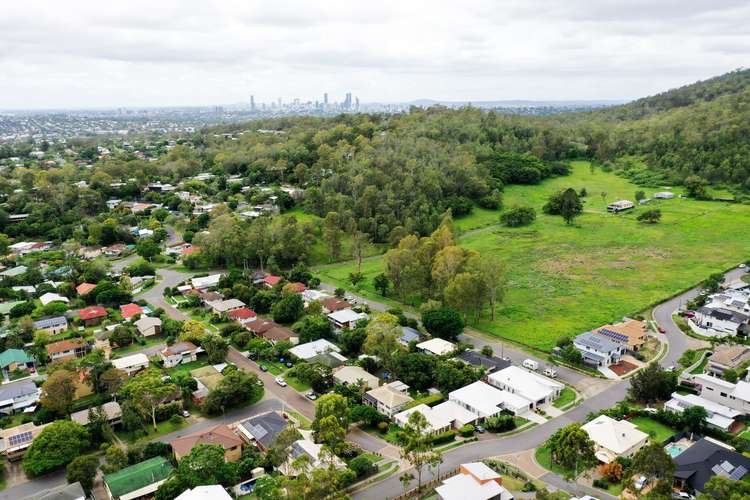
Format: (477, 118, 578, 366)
(523, 359, 539, 371)
(543, 367, 557, 378)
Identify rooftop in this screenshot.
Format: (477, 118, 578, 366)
(104, 456, 173, 498)
(170, 424, 243, 457)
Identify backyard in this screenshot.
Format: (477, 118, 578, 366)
(629, 416, 676, 443)
(316, 161, 750, 350)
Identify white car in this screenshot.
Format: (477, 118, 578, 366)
(543, 368, 557, 378)
(275, 377, 287, 387)
(634, 475, 649, 490)
(523, 359, 539, 371)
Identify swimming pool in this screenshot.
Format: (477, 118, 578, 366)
(665, 442, 688, 457)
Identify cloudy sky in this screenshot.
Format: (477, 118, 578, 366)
(1, 0, 748, 109)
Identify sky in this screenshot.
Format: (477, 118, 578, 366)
(1, 0, 749, 109)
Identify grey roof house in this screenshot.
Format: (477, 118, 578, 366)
(236, 411, 289, 451)
(573, 331, 625, 367)
(674, 437, 750, 493)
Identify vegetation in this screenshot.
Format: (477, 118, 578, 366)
(23, 420, 90, 476)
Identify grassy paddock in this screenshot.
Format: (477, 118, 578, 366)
(317, 161, 750, 351)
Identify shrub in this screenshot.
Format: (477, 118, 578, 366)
(349, 455, 377, 479)
(430, 430, 456, 445)
(501, 206, 536, 227)
(484, 414, 516, 433)
(377, 421, 389, 433)
(593, 479, 609, 489)
(459, 424, 475, 437)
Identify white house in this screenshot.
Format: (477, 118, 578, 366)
(449, 381, 531, 418)
(694, 373, 750, 415)
(394, 404, 453, 435)
(210, 298, 245, 315)
(487, 366, 563, 409)
(653, 191, 675, 199)
(111, 353, 150, 376)
(363, 381, 413, 417)
(394, 400, 478, 434)
(327, 309, 368, 330)
(607, 200, 634, 213)
(691, 306, 749, 338)
(134, 316, 162, 337)
(159, 341, 199, 369)
(573, 331, 625, 367)
(665, 392, 741, 432)
(176, 486, 232, 500)
(0, 380, 40, 416)
(417, 338, 456, 356)
(191, 274, 222, 290)
(278, 430, 345, 476)
(39, 292, 69, 306)
(333, 366, 379, 389)
(581, 415, 649, 463)
(289, 339, 343, 362)
(435, 462, 514, 500)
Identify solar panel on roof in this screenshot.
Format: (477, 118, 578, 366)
(721, 461, 735, 472)
(729, 465, 747, 480)
(711, 464, 726, 477)
(8, 431, 33, 446)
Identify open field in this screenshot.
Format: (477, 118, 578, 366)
(316, 161, 750, 350)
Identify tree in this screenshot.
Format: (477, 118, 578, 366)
(635, 190, 646, 202)
(500, 206, 536, 227)
(136, 238, 161, 261)
(23, 420, 90, 476)
(637, 209, 662, 224)
(322, 212, 343, 262)
(559, 188, 583, 225)
(724, 367, 739, 383)
(599, 461, 623, 482)
(348, 272, 365, 289)
(101, 444, 129, 473)
(422, 307, 463, 341)
(373, 273, 390, 296)
(289, 362, 333, 393)
(179, 319, 209, 345)
(363, 313, 404, 372)
(202, 369, 262, 415)
(66, 454, 99, 493)
(684, 175, 709, 199)
(682, 405, 708, 433)
(399, 411, 441, 491)
(120, 369, 177, 430)
(546, 424, 596, 473)
(41, 369, 77, 415)
(630, 442, 674, 482)
(272, 293, 304, 324)
(177, 444, 239, 488)
(629, 363, 677, 403)
(351, 231, 370, 273)
(399, 472, 415, 494)
(699, 475, 750, 499)
(434, 359, 483, 393)
(444, 272, 484, 322)
(315, 415, 347, 454)
(293, 315, 333, 344)
(265, 426, 302, 468)
(100, 368, 127, 399)
(393, 353, 437, 391)
(313, 393, 349, 436)
(202, 335, 229, 364)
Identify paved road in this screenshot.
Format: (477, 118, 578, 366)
(654, 267, 747, 367)
(141, 267, 192, 320)
(0, 467, 66, 500)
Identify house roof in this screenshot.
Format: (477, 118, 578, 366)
(30, 481, 86, 500)
(34, 316, 67, 330)
(699, 306, 749, 324)
(328, 309, 367, 324)
(170, 425, 243, 457)
(262, 326, 296, 342)
(448, 381, 518, 417)
(246, 319, 279, 334)
(111, 353, 149, 370)
(162, 341, 198, 357)
(0, 301, 24, 315)
(0, 421, 49, 453)
(39, 292, 69, 306)
(175, 485, 232, 500)
(320, 297, 351, 312)
(191, 366, 224, 390)
(228, 307, 256, 320)
(575, 331, 622, 354)
(581, 415, 648, 461)
(435, 465, 510, 500)
(286, 282, 306, 293)
(120, 303, 143, 319)
(456, 350, 511, 372)
(333, 366, 379, 388)
(104, 456, 173, 498)
(78, 305, 107, 321)
(134, 316, 162, 332)
(417, 338, 456, 356)
(366, 382, 413, 409)
(595, 320, 647, 346)
(0, 379, 38, 402)
(238, 411, 289, 448)
(674, 438, 750, 492)
(709, 344, 750, 368)
(488, 366, 563, 403)
(263, 275, 282, 286)
(191, 274, 222, 289)
(0, 266, 27, 277)
(46, 338, 87, 355)
(211, 299, 245, 313)
(71, 401, 122, 426)
(400, 326, 423, 344)
(395, 404, 453, 433)
(665, 393, 740, 431)
(289, 339, 341, 360)
(0, 348, 34, 368)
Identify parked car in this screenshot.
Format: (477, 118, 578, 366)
(523, 359, 539, 371)
(634, 475, 649, 491)
(260, 365, 268, 372)
(684, 311, 695, 318)
(275, 377, 287, 387)
(501, 356, 511, 362)
(739, 263, 746, 269)
(543, 368, 557, 378)
(181, 410, 190, 418)
(672, 493, 695, 500)
(305, 391, 317, 400)
(665, 366, 676, 372)
(475, 425, 486, 434)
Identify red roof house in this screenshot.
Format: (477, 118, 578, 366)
(76, 283, 97, 296)
(263, 275, 282, 288)
(228, 307, 257, 323)
(120, 303, 143, 320)
(286, 282, 307, 293)
(180, 246, 201, 256)
(78, 306, 108, 325)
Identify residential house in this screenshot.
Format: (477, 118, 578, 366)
(417, 338, 457, 356)
(170, 425, 244, 462)
(236, 411, 290, 451)
(399, 326, 423, 346)
(692, 307, 749, 337)
(395, 401, 478, 434)
(654, 191, 675, 199)
(581, 415, 649, 464)
(673, 437, 750, 494)
(0, 349, 35, 381)
(487, 366, 563, 409)
(227, 307, 257, 325)
(165, 242, 191, 255)
(333, 366, 379, 389)
(606, 200, 634, 213)
(320, 297, 351, 314)
(449, 381, 530, 418)
(120, 303, 143, 321)
(78, 305, 108, 326)
(0, 265, 28, 278)
(175, 486, 232, 500)
(134, 316, 162, 337)
(191, 274, 222, 291)
(111, 353, 150, 376)
(191, 366, 224, 403)
(104, 456, 173, 500)
(435, 462, 513, 500)
(103, 243, 128, 257)
(0, 379, 40, 415)
(47, 338, 88, 362)
(327, 309, 368, 330)
(263, 275, 282, 288)
(302, 289, 331, 305)
(665, 392, 741, 432)
(363, 381, 414, 417)
(594, 319, 648, 351)
(706, 344, 750, 378)
(289, 339, 344, 362)
(573, 331, 625, 367)
(0, 422, 50, 460)
(278, 430, 345, 476)
(198, 291, 223, 304)
(160, 341, 199, 368)
(0, 301, 24, 318)
(286, 282, 306, 294)
(210, 298, 245, 315)
(71, 401, 122, 427)
(693, 373, 750, 415)
(456, 350, 511, 373)
(39, 292, 69, 306)
(34, 315, 68, 335)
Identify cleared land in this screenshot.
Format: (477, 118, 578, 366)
(317, 161, 750, 350)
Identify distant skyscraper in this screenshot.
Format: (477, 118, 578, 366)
(343, 92, 352, 109)
(324, 93, 329, 105)
(250, 95, 256, 111)
(278, 97, 282, 107)
(355, 97, 360, 110)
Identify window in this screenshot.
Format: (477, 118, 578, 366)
(721, 392, 728, 397)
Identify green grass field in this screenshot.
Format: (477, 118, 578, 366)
(317, 161, 750, 350)
(630, 416, 676, 442)
(553, 387, 577, 409)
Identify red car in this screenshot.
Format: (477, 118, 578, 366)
(658, 326, 666, 333)
(684, 311, 695, 318)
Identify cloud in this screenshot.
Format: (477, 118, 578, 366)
(0, 0, 748, 108)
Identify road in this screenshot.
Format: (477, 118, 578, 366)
(141, 267, 192, 320)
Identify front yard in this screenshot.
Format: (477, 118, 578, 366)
(553, 387, 577, 409)
(116, 416, 189, 444)
(629, 416, 676, 442)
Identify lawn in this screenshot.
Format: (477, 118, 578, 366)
(629, 416, 676, 442)
(690, 355, 711, 375)
(535, 444, 577, 478)
(116, 417, 188, 444)
(112, 335, 165, 356)
(166, 358, 210, 376)
(317, 161, 750, 351)
(553, 387, 577, 409)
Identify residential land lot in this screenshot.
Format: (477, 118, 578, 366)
(629, 416, 676, 443)
(318, 161, 750, 350)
